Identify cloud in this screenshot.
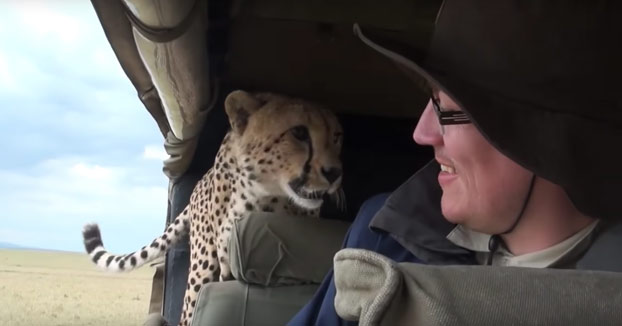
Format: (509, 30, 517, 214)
(0, 156, 168, 252)
(0, 0, 162, 168)
(0, 51, 15, 90)
(70, 163, 119, 180)
(0, 1, 171, 253)
(0, 2, 123, 93)
(143, 145, 170, 161)
(14, 2, 86, 45)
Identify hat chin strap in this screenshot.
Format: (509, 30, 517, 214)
(486, 174, 537, 265)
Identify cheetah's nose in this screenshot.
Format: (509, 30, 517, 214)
(321, 167, 342, 184)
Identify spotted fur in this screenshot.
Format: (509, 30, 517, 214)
(82, 90, 343, 326)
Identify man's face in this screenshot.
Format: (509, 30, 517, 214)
(413, 91, 532, 234)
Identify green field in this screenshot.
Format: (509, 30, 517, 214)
(0, 249, 156, 326)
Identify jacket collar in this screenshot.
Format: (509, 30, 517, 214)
(369, 160, 622, 271)
(369, 160, 476, 265)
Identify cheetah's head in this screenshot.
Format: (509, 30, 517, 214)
(225, 90, 343, 210)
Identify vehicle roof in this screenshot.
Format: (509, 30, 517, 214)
(91, 0, 441, 177)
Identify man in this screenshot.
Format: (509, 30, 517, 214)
(290, 1, 622, 325)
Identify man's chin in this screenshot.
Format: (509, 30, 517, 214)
(440, 195, 468, 225)
(441, 211, 464, 225)
(441, 205, 498, 234)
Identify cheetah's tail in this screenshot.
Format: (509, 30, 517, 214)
(82, 206, 190, 272)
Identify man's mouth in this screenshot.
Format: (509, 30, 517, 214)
(440, 163, 456, 174)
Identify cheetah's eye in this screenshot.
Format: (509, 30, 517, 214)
(290, 125, 309, 142)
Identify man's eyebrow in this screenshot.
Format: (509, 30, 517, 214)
(435, 93, 464, 112)
(430, 87, 440, 98)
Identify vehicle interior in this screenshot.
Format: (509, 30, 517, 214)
(91, 0, 442, 324)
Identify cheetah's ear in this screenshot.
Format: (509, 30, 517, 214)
(224, 90, 263, 135)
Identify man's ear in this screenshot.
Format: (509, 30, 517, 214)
(224, 90, 263, 135)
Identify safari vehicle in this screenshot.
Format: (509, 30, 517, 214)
(90, 0, 435, 324)
(89, 0, 621, 325)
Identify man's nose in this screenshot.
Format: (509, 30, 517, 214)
(413, 101, 443, 146)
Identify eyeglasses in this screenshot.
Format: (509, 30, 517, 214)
(430, 96, 471, 135)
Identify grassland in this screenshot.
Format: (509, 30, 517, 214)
(0, 249, 156, 326)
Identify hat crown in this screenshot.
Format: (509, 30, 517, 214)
(426, 1, 622, 123)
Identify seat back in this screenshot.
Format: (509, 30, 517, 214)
(190, 213, 350, 325)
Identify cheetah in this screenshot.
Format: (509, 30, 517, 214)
(82, 90, 344, 326)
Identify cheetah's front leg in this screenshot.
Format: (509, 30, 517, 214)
(216, 218, 237, 281)
(178, 233, 221, 326)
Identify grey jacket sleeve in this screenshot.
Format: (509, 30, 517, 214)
(333, 248, 622, 326)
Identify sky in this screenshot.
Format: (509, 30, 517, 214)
(0, 1, 170, 253)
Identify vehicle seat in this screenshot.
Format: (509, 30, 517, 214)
(190, 213, 350, 326)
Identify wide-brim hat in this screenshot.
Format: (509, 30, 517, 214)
(356, 1, 622, 220)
